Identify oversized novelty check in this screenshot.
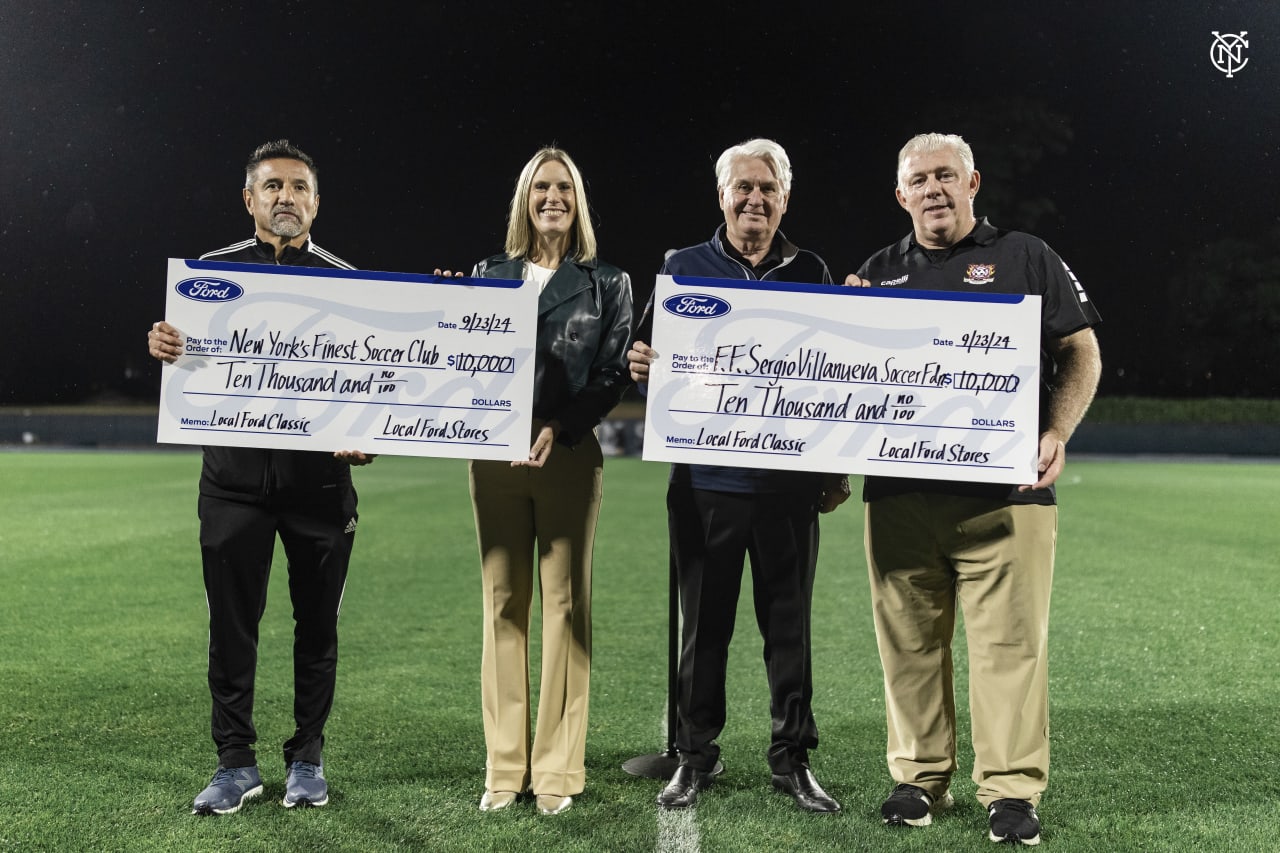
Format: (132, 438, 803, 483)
(642, 275, 1043, 484)
(157, 259, 536, 460)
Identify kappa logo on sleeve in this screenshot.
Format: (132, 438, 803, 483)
(963, 264, 996, 285)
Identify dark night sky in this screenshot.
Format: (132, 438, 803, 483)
(2, 1, 1276, 404)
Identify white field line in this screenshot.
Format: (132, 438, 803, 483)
(655, 705, 700, 853)
(657, 807, 700, 853)
(655, 603, 699, 852)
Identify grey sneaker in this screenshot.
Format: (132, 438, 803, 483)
(881, 783, 953, 827)
(192, 765, 263, 815)
(988, 798, 1041, 845)
(283, 761, 329, 808)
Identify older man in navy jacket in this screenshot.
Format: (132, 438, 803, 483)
(629, 138, 848, 814)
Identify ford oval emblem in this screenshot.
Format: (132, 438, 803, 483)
(176, 277, 244, 302)
(661, 293, 731, 319)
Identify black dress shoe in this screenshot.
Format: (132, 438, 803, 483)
(657, 765, 713, 809)
(771, 767, 841, 813)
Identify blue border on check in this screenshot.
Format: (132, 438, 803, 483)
(669, 274, 1027, 304)
(183, 259, 524, 289)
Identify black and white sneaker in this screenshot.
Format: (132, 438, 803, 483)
(881, 783, 953, 827)
(988, 798, 1041, 845)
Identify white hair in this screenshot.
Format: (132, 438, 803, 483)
(896, 133, 976, 190)
(714, 138, 793, 194)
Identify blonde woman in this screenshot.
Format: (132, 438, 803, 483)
(468, 148, 633, 815)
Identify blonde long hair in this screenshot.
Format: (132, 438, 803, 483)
(504, 147, 598, 263)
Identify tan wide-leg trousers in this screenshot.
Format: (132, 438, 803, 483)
(469, 431, 602, 797)
(865, 493, 1057, 807)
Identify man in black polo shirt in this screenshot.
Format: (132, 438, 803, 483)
(629, 138, 848, 814)
(854, 133, 1101, 846)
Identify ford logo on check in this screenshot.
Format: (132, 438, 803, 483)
(662, 293, 731, 318)
(176, 277, 244, 302)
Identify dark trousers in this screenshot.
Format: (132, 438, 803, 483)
(198, 489, 356, 769)
(667, 484, 820, 774)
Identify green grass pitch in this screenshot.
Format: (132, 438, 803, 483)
(1, 451, 1277, 851)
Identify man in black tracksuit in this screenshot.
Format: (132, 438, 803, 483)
(149, 139, 370, 815)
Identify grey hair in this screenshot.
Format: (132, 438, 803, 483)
(714, 138, 793, 194)
(896, 133, 975, 190)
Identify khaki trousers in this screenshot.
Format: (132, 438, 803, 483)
(469, 431, 602, 797)
(865, 493, 1057, 807)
